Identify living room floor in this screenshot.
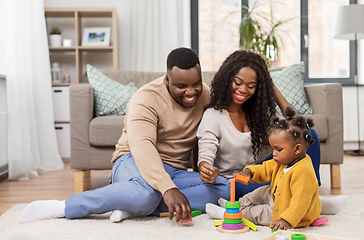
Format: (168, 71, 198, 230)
(0, 153, 363, 215)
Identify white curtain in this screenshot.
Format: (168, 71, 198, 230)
(5, 0, 64, 180)
(129, 0, 191, 72)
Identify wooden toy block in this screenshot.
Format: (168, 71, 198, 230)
(217, 225, 249, 234)
(160, 210, 202, 218)
(214, 177, 251, 234)
(242, 217, 257, 231)
(223, 212, 242, 219)
(230, 179, 236, 202)
(222, 222, 244, 230)
(235, 174, 249, 184)
(159, 212, 176, 217)
(191, 210, 202, 217)
(226, 208, 240, 213)
(225, 201, 240, 209)
(275, 235, 289, 240)
(180, 217, 192, 223)
(223, 218, 243, 224)
(310, 216, 328, 226)
(291, 233, 306, 240)
(213, 220, 223, 227)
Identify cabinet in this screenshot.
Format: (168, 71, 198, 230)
(55, 123, 71, 159)
(343, 86, 364, 150)
(52, 86, 70, 158)
(45, 8, 119, 158)
(0, 77, 7, 175)
(45, 8, 119, 85)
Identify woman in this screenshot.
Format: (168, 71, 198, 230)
(197, 50, 321, 198)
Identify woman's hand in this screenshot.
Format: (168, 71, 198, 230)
(199, 161, 219, 183)
(271, 218, 291, 231)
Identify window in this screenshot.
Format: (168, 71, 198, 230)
(193, 0, 356, 84)
(196, 0, 299, 71)
(301, 0, 355, 84)
(197, 0, 241, 72)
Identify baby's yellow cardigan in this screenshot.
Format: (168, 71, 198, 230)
(245, 155, 321, 228)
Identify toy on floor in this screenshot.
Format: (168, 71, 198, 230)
(191, 210, 202, 217)
(290, 233, 306, 239)
(217, 179, 250, 234)
(180, 217, 193, 224)
(179, 210, 203, 224)
(159, 210, 202, 224)
(310, 216, 328, 226)
(242, 217, 258, 231)
(214, 217, 257, 231)
(159, 210, 202, 218)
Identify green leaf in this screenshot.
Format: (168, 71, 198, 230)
(238, 0, 296, 66)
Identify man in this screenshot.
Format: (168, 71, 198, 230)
(20, 47, 230, 223)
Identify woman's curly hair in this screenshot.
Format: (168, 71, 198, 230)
(207, 50, 276, 162)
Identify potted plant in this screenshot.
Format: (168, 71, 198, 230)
(239, 0, 296, 66)
(49, 27, 62, 47)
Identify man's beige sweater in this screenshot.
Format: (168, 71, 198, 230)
(111, 76, 210, 195)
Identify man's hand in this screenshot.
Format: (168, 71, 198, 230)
(271, 218, 291, 231)
(163, 188, 191, 223)
(199, 162, 219, 183)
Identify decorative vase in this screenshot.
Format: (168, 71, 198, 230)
(50, 34, 62, 47)
(51, 62, 62, 83)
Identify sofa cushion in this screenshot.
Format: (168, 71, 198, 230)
(271, 62, 314, 115)
(87, 64, 138, 117)
(89, 116, 125, 146)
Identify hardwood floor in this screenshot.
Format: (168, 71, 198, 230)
(1, 154, 364, 215)
(318, 154, 364, 195)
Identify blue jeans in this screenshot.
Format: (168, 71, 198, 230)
(65, 152, 230, 219)
(235, 128, 321, 200)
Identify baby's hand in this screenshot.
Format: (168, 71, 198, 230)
(271, 219, 291, 231)
(234, 169, 252, 184)
(199, 162, 219, 183)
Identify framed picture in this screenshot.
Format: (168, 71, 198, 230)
(82, 27, 111, 46)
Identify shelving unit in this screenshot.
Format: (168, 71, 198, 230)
(45, 8, 119, 158)
(45, 8, 119, 85)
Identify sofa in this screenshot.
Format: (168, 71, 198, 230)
(69, 70, 343, 193)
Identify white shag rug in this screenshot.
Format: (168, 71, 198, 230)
(1, 194, 364, 240)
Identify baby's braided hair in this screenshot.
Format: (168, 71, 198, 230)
(272, 107, 315, 146)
